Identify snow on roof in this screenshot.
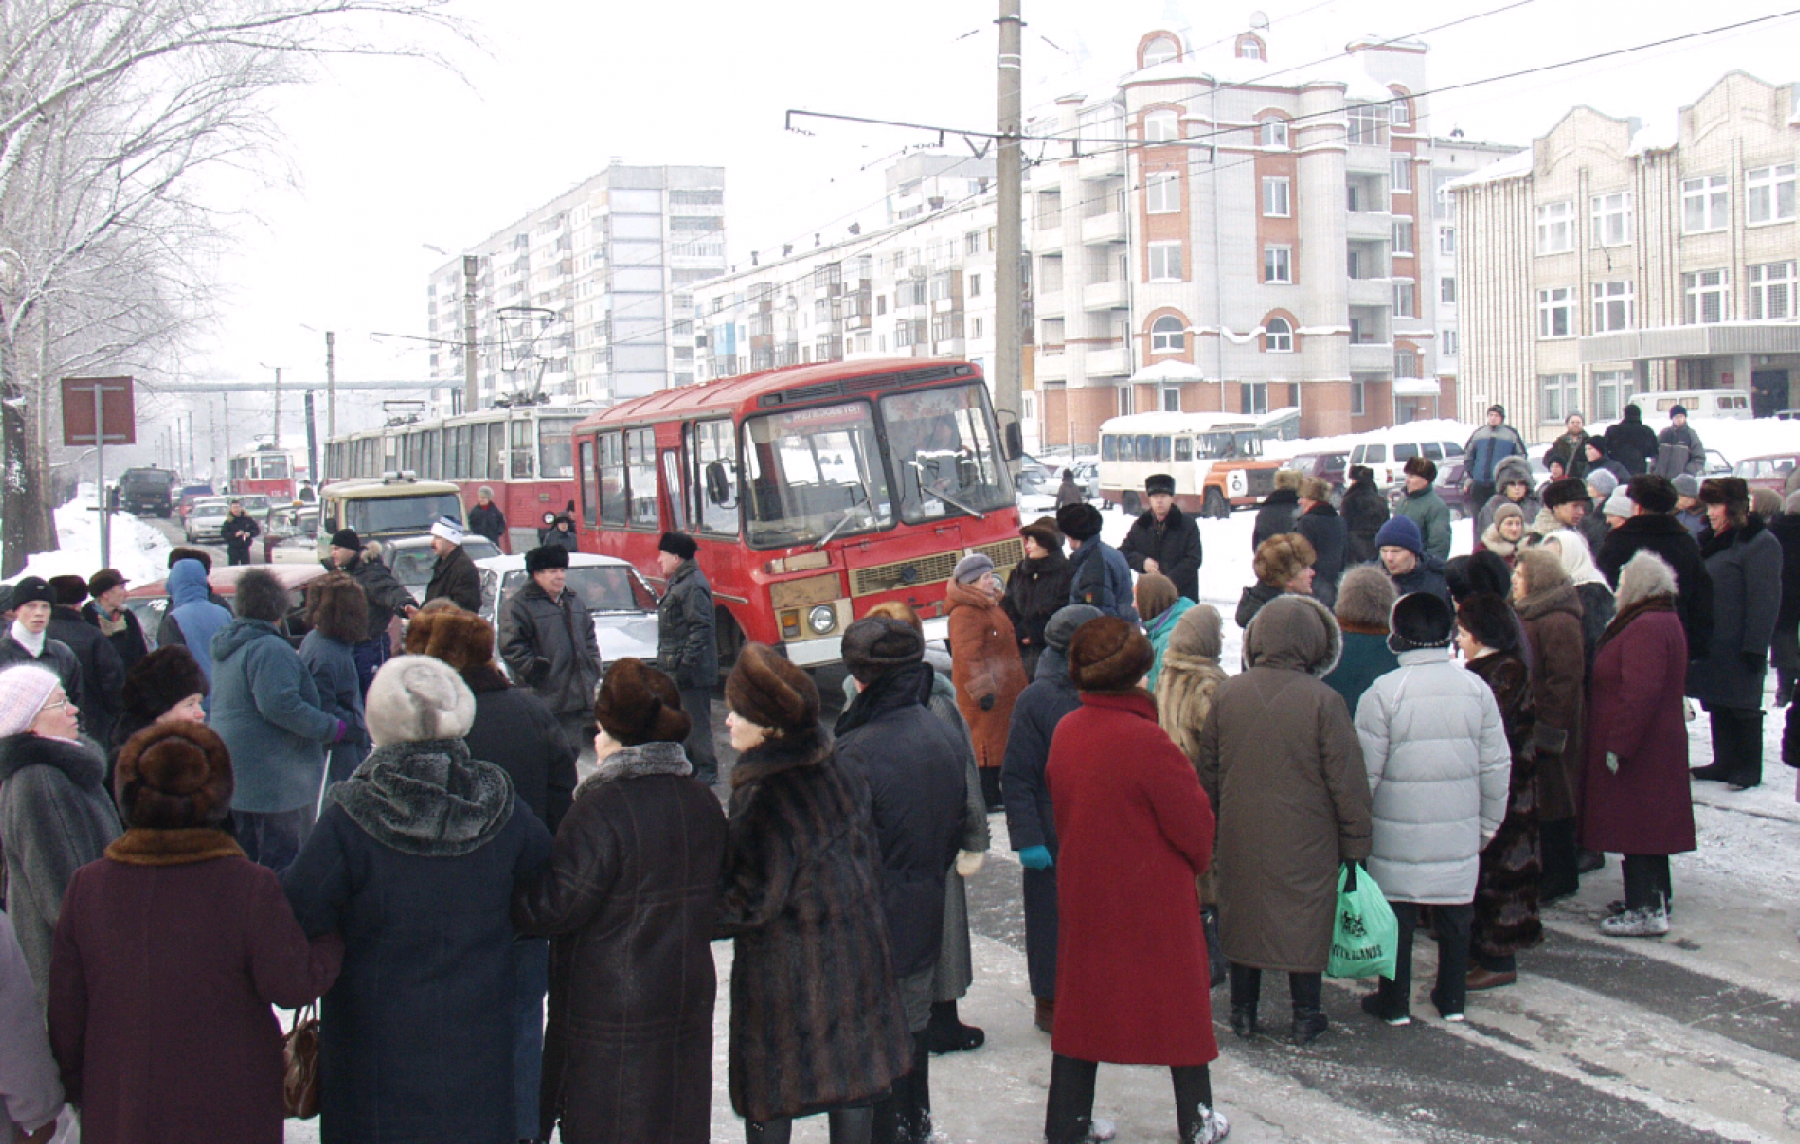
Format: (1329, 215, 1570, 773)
(1444, 147, 1533, 191)
(1129, 359, 1206, 383)
(1100, 407, 1299, 434)
(1625, 119, 1677, 156)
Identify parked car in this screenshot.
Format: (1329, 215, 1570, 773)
(1388, 459, 1469, 519)
(1733, 452, 1800, 492)
(1629, 389, 1752, 421)
(381, 535, 502, 604)
(176, 489, 216, 522)
(1071, 458, 1101, 500)
(183, 497, 232, 543)
(1284, 451, 1349, 494)
(123, 563, 329, 649)
(1346, 433, 1466, 491)
(475, 552, 661, 671)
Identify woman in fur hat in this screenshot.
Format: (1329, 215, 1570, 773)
(1139, 572, 1192, 692)
(1322, 566, 1399, 715)
(1455, 593, 1541, 991)
(107, 646, 208, 784)
(300, 572, 371, 791)
(1002, 516, 1075, 680)
(716, 643, 910, 1144)
(282, 656, 553, 1144)
(1511, 548, 1588, 902)
(47, 723, 342, 1144)
(1480, 503, 1528, 567)
(1045, 618, 1227, 1144)
(946, 552, 1028, 811)
(1235, 532, 1317, 629)
(514, 660, 727, 1144)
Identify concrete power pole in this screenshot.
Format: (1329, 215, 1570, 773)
(995, 0, 1024, 450)
(273, 367, 282, 448)
(326, 330, 337, 442)
(463, 254, 480, 415)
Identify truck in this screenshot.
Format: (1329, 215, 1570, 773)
(1097, 408, 1301, 517)
(115, 467, 178, 517)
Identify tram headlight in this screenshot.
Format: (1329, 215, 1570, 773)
(807, 604, 838, 636)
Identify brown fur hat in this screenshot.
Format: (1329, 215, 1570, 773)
(1334, 565, 1396, 630)
(841, 616, 925, 686)
(305, 572, 369, 643)
(1134, 572, 1179, 623)
(1019, 515, 1064, 552)
(1272, 468, 1304, 492)
(1068, 616, 1153, 693)
(594, 658, 691, 747)
(1514, 546, 1569, 597)
(115, 721, 233, 829)
(1298, 476, 1332, 503)
(1404, 455, 1438, 483)
(1254, 532, 1317, 587)
(403, 607, 497, 674)
(725, 642, 819, 736)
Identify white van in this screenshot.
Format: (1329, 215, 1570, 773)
(1345, 433, 1466, 490)
(1627, 390, 1752, 421)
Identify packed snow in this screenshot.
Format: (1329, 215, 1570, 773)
(7, 485, 173, 586)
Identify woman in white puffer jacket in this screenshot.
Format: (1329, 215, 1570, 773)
(1353, 592, 1511, 1027)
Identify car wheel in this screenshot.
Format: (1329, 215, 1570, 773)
(1203, 488, 1229, 518)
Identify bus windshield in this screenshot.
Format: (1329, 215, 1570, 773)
(345, 493, 463, 536)
(742, 402, 894, 548)
(1197, 431, 1262, 460)
(880, 383, 1012, 523)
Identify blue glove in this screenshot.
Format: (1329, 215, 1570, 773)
(1018, 845, 1053, 871)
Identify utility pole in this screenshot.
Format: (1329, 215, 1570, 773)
(463, 254, 480, 414)
(326, 330, 338, 442)
(995, 0, 1024, 452)
(272, 367, 282, 448)
(188, 409, 195, 474)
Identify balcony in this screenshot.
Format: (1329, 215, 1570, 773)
(1036, 351, 1069, 383)
(1346, 211, 1392, 242)
(1085, 346, 1128, 376)
(1080, 149, 1124, 179)
(1035, 288, 1065, 316)
(1082, 211, 1128, 245)
(1347, 278, 1392, 308)
(1083, 280, 1129, 311)
(1349, 342, 1395, 371)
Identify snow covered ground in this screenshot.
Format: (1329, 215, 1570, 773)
(7, 486, 174, 586)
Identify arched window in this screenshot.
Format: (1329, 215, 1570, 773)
(1144, 109, 1180, 143)
(1235, 34, 1265, 60)
(1260, 118, 1288, 149)
(1150, 315, 1185, 353)
(1264, 317, 1293, 353)
(1142, 35, 1180, 68)
(1389, 89, 1414, 128)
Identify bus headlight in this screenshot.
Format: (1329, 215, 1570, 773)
(807, 604, 838, 635)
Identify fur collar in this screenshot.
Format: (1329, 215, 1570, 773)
(1135, 502, 1192, 528)
(331, 738, 515, 857)
(1338, 620, 1388, 637)
(1516, 581, 1583, 622)
(105, 828, 243, 866)
(462, 663, 511, 695)
(1596, 596, 1675, 653)
(0, 730, 106, 789)
(1700, 513, 1768, 559)
(728, 724, 831, 788)
(581, 740, 692, 793)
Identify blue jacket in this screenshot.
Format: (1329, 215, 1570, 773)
(165, 560, 231, 680)
(210, 619, 337, 814)
(1067, 538, 1139, 622)
(1145, 596, 1195, 692)
(1000, 647, 1083, 856)
(1463, 424, 1527, 484)
(299, 630, 368, 789)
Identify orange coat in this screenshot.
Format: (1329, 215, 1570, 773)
(946, 579, 1029, 769)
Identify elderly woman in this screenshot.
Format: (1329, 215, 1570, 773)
(1046, 618, 1226, 1144)
(1200, 596, 1372, 1045)
(1235, 533, 1317, 629)
(1512, 548, 1588, 902)
(0, 665, 120, 1000)
(946, 552, 1028, 811)
(1481, 503, 1528, 566)
(48, 724, 342, 1144)
(1155, 604, 1228, 766)
(1322, 566, 1399, 716)
(1139, 572, 1192, 692)
(716, 643, 909, 1144)
(283, 656, 552, 1144)
(513, 660, 727, 1144)
(299, 572, 371, 790)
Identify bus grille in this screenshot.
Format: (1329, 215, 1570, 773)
(852, 552, 961, 595)
(1242, 469, 1276, 498)
(973, 537, 1024, 573)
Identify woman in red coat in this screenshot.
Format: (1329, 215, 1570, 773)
(947, 553, 1028, 810)
(1581, 552, 1695, 938)
(1044, 617, 1226, 1144)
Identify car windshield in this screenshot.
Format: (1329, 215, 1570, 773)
(236, 496, 270, 513)
(1197, 430, 1261, 460)
(880, 383, 1013, 524)
(499, 565, 656, 614)
(389, 538, 498, 586)
(346, 493, 463, 536)
(741, 401, 894, 548)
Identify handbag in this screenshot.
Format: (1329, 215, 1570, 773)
(282, 1002, 321, 1120)
(1326, 861, 1399, 980)
(1200, 906, 1227, 989)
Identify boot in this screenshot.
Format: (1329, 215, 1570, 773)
(1228, 1003, 1258, 1039)
(905, 1036, 932, 1142)
(1290, 1006, 1329, 1045)
(1227, 963, 1260, 1039)
(1034, 996, 1055, 1035)
(1173, 1065, 1229, 1144)
(827, 1106, 874, 1144)
(747, 1119, 794, 1144)
(1726, 709, 1764, 790)
(925, 1000, 984, 1054)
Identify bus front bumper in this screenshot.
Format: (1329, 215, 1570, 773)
(783, 615, 951, 668)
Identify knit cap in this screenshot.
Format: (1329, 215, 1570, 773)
(1602, 490, 1633, 519)
(1372, 514, 1424, 557)
(0, 665, 61, 737)
(1044, 605, 1103, 652)
(1587, 469, 1619, 498)
(429, 517, 466, 544)
(952, 552, 996, 584)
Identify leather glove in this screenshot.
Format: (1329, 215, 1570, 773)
(530, 657, 552, 683)
(1605, 750, 1620, 775)
(1017, 845, 1053, 871)
(979, 693, 996, 712)
(955, 850, 985, 878)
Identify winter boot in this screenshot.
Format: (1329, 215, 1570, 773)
(1289, 1006, 1329, 1045)
(1180, 1108, 1231, 1144)
(1359, 991, 1410, 1027)
(1228, 1003, 1258, 1039)
(926, 1000, 985, 1054)
(1226, 964, 1260, 1039)
(1600, 905, 1670, 938)
(1034, 996, 1056, 1035)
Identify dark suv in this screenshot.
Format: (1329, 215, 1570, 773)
(116, 467, 177, 517)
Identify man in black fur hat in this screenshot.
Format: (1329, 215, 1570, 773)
(1119, 473, 1203, 601)
(655, 531, 718, 786)
(498, 543, 603, 761)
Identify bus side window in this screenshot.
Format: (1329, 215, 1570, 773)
(693, 419, 739, 534)
(1174, 437, 1193, 462)
(578, 439, 598, 528)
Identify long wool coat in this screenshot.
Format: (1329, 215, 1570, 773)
(946, 578, 1028, 769)
(715, 728, 910, 1123)
(1001, 551, 1075, 680)
(512, 742, 727, 1144)
(1000, 647, 1082, 999)
(1516, 584, 1587, 822)
(1583, 601, 1696, 856)
(1198, 596, 1372, 973)
(1465, 651, 1542, 959)
(1048, 690, 1216, 1066)
(1687, 517, 1784, 711)
(47, 830, 342, 1144)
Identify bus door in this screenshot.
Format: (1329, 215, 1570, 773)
(659, 446, 688, 533)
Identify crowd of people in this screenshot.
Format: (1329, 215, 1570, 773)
(0, 429, 1795, 1144)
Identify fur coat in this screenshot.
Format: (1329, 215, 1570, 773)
(945, 578, 1028, 768)
(1465, 651, 1542, 958)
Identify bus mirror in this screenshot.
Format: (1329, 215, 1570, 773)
(705, 461, 732, 506)
(1002, 419, 1023, 461)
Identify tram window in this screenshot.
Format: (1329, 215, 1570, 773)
(262, 454, 289, 480)
(511, 420, 534, 480)
(579, 439, 598, 527)
(598, 432, 627, 527)
(427, 430, 443, 480)
(538, 419, 577, 480)
(626, 428, 658, 528)
(482, 423, 504, 481)
(692, 418, 738, 535)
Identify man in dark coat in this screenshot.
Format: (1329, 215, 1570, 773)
(1000, 603, 1100, 1035)
(1374, 516, 1450, 604)
(0, 578, 84, 719)
(423, 516, 482, 612)
(1295, 478, 1347, 609)
(1002, 516, 1075, 680)
(1546, 413, 1591, 483)
(45, 576, 124, 747)
(1056, 503, 1138, 621)
(499, 543, 604, 762)
(1340, 465, 1389, 566)
(1252, 470, 1303, 552)
(1595, 475, 1714, 655)
(219, 500, 260, 566)
(1462, 405, 1528, 518)
(1771, 489, 1800, 706)
(832, 616, 967, 1144)
(81, 568, 148, 676)
(1653, 406, 1707, 478)
(1603, 404, 1658, 476)
(467, 485, 507, 547)
(1582, 439, 1631, 487)
(655, 531, 720, 786)
(326, 528, 420, 695)
(1119, 473, 1203, 601)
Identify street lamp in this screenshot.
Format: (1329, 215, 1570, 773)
(257, 361, 283, 447)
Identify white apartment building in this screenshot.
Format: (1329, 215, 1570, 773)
(1451, 72, 1800, 436)
(427, 163, 727, 411)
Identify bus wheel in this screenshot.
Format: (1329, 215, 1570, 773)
(1121, 491, 1140, 516)
(1203, 488, 1229, 518)
(714, 607, 745, 679)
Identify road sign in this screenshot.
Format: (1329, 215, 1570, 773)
(61, 376, 135, 446)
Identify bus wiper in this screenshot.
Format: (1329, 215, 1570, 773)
(814, 489, 872, 550)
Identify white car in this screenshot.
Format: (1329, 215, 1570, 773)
(382, 535, 502, 604)
(183, 498, 231, 543)
(475, 552, 661, 669)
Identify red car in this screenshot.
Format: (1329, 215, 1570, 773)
(125, 563, 328, 647)
(1733, 452, 1799, 493)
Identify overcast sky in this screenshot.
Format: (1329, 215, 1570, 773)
(172, 0, 1800, 463)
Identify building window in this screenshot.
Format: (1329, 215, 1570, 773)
(1262, 177, 1290, 217)
(1351, 380, 1366, 416)
(1592, 280, 1635, 332)
(1593, 369, 1634, 421)
(968, 273, 981, 298)
(1241, 382, 1269, 414)
(1144, 109, 1180, 142)
(1391, 156, 1412, 193)
(1141, 35, 1179, 68)
(1146, 171, 1181, 213)
(1747, 164, 1797, 225)
(971, 317, 983, 338)
(1439, 227, 1456, 255)
(1441, 330, 1459, 356)
(1682, 269, 1729, 324)
(1264, 245, 1292, 284)
(1236, 33, 1264, 60)
(1749, 261, 1797, 320)
(1682, 175, 1730, 233)
(1392, 219, 1415, 253)
(1150, 315, 1185, 353)
(1148, 242, 1183, 281)
(1591, 191, 1632, 247)
(1537, 286, 1575, 338)
(1535, 201, 1573, 254)
(1441, 277, 1457, 304)
(1117, 386, 1134, 417)
(1393, 282, 1415, 317)
(1389, 93, 1413, 127)
(1264, 316, 1293, 353)
(1540, 373, 1579, 423)
(1162, 387, 1182, 411)
(1261, 119, 1288, 148)
(1393, 350, 1418, 379)
(1346, 105, 1387, 147)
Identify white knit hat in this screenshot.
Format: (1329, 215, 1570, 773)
(428, 516, 466, 544)
(366, 655, 476, 747)
(1603, 490, 1633, 519)
(0, 665, 63, 737)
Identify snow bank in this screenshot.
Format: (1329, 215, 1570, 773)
(7, 487, 174, 586)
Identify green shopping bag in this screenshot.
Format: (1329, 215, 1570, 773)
(1326, 861, 1398, 979)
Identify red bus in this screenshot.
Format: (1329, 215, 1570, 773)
(227, 446, 298, 503)
(324, 405, 598, 552)
(574, 358, 1024, 666)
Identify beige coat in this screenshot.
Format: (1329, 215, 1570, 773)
(1198, 596, 1373, 973)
